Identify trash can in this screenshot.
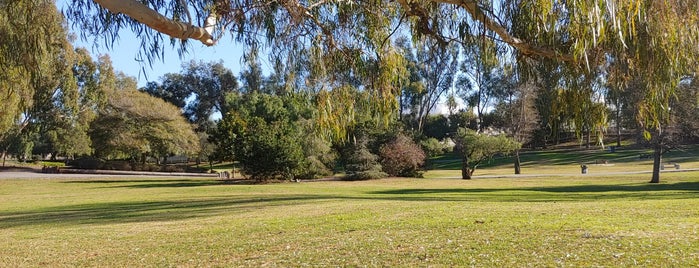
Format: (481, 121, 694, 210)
(581, 165, 588, 174)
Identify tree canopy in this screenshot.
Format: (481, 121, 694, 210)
(91, 75, 200, 161)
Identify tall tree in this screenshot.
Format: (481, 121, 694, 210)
(43, 48, 111, 159)
(492, 78, 538, 175)
(210, 92, 329, 181)
(458, 26, 505, 131)
(91, 74, 200, 162)
(403, 38, 457, 132)
(239, 48, 264, 93)
(0, 0, 78, 164)
(141, 61, 238, 131)
(182, 61, 238, 129)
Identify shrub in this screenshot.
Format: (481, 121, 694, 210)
(132, 163, 160, 172)
(103, 160, 132, 171)
(299, 157, 334, 179)
(162, 165, 184, 173)
(297, 133, 337, 179)
(379, 134, 426, 177)
(420, 138, 446, 157)
(343, 135, 387, 181)
(67, 157, 103, 170)
(238, 119, 305, 181)
(41, 161, 66, 168)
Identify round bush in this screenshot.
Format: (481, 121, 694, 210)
(379, 134, 426, 177)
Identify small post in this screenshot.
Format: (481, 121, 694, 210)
(581, 164, 588, 174)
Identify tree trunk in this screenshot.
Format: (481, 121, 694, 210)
(399, 92, 404, 122)
(650, 144, 662, 183)
(585, 128, 591, 149)
(616, 129, 622, 147)
(461, 155, 472, 180)
(616, 108, 622, 147)
(514, 149, 521, 175)
(1, 151, 6, 167)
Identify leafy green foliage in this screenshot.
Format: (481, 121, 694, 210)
(342, 135, 387, 181)
(90, 76, 200, 161)
(420, 137, 448, 157)
(212, 92, 332, 181)
(297, 119, 337, 179)
(422, 115, 449, 140)
(141, 60, 238, 131)
(237, 117, 304, 181)
(0, 1, 78, 160)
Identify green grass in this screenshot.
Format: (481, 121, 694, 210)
(1, 173, 698, 266)
(425, 144, 699, 178)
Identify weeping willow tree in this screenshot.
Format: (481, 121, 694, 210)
(0, 1, 78, 164)
(63, 0, 699, 182)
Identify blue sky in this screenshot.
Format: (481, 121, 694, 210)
(58, 1, 253, 87)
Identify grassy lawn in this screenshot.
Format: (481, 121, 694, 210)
(1, 172, 698, 266)
(424, 144, 699, 178)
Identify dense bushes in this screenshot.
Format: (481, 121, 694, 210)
(68, 157, 102, 170)
(420, 137, 448, 157)
(237, 119, 305, 181)
(342, 135, 387, 180)
(298, 132, 336, 179)
(211, 92, 335, 181)
(379, 134, 426, 177)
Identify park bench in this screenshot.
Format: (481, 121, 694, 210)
(660, 163, 680, 170)
(219, 171, 231, 179)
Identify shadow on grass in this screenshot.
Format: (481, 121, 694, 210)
(374, 181, 699, 195)
(62, 179, 256, 188)
(3, 179, 697, 229)
(429, 148, 682, 170)
(370, 181, 699, 202)
(0, 195, 333, 229)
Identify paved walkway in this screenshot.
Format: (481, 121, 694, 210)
(0, 168, 218, 179)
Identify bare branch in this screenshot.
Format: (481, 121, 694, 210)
(93, 0, 215, 46)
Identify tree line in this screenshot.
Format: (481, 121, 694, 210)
(2, 1, 699, 182)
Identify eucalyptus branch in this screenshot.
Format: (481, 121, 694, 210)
(93, 0, 215, 46)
